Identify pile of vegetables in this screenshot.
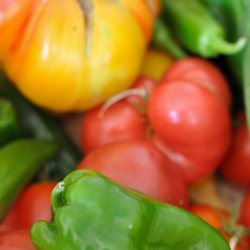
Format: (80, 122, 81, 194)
(0, 0, 250, 249)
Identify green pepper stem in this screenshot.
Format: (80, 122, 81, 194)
(210, 36, 247, 55)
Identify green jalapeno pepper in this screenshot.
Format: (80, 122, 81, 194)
(201, 0, 246, 82)
(161, 0, 246, 57)
(31, 169, 230, 250)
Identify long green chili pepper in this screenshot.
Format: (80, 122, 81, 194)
(201, 0, 245, 41)
(152, 17, 186, 59)
(201, 0, 250, 129)
(31, 169, 230, 250)
(201, 0, 246, 82)
(161, 0, 246, 57)
(0, 139, 58, 221)
(0, 98, 20, 147)
(0, 72, 82, 180)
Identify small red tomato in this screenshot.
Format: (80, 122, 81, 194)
(190, 204, 249, 250)
(0, 230, 35, 250)
(81, 100, 147, 153)
(77, 139, 189, 208)
(148, 80, 231, 183)
(189, 204, 228, 229)
(162, 57, 231, 107)
(14, 182, 55, 229)
(220, 114, 250, 187)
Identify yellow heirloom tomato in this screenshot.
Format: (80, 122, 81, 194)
(1, 0, 159, 112)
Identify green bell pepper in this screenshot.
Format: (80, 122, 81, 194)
(0, 139, 57, 221)
(31, 169, 230, 250)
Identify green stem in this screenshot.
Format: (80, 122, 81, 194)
(210, 36, 247, 55)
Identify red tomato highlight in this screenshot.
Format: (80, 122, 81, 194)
(148, 80, 231, 183)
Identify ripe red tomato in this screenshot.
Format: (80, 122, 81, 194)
(77, 139, 189, 208)
(0, 209, 19, 234)
(0, 230, 35, 250)
(81, 100, 148, 153)
(162, 57, 231, 107)
(220, 114, 250, 187)
(14, 182, 55, 229)
(240, 192, 250, 227)
(148, 80, 231, 183)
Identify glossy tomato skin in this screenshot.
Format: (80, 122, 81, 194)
(162, 57, 231, 107)
(148, 80, 231, 183)
(81, 100, 147, 153)
(0, 229, 35, 250)
(220, 116, 250, 188)
(14, 182, 55, 229)
(78, 139, 189, 208)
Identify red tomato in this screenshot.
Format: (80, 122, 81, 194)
(240, 192, 250, 227)
(189, 204, 228, 229)
(148, 80, 231, 183)
(220, 114, 250, 187)
(14, 182, 55, 229)
(162, 57, 231, 107)
(189, 204, 248, 250)
(77, 139, 189, 208)
(81, 100, 148, 153)
(0, 209, 19, 234)
(0, 230, 35, 250)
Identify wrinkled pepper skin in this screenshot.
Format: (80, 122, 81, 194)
(0, 0, 159, 112)
(31, 170, 230, 250)
(0, 139, 57, 221)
